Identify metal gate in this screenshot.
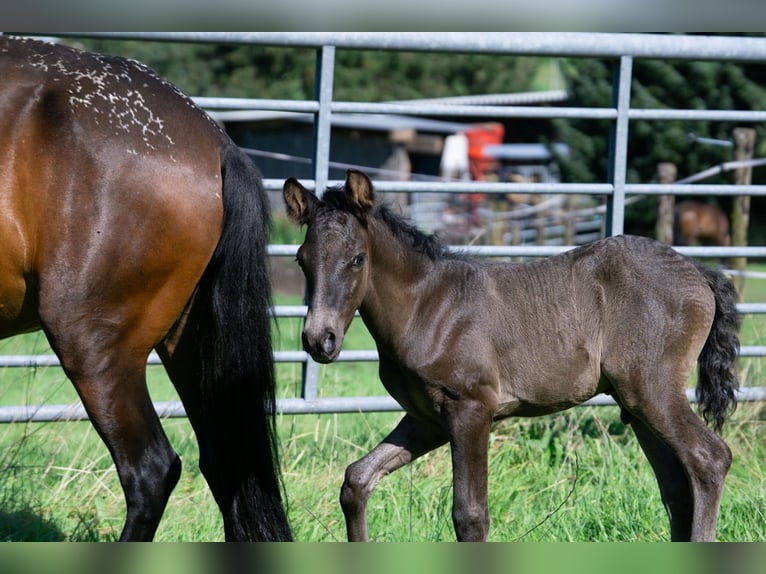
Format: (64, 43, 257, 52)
(2, 32, 766, 422)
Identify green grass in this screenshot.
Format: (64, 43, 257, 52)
(0, 271, 764, 542)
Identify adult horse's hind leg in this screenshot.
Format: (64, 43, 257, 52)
(155, 334, 230, 528)
(46, 328, 181, 541)
(340, 414, 448, 541)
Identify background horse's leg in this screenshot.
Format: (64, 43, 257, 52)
(443, 399, 494, 541)
(46, 330, 180, 541)
(340, 414, 447, 541)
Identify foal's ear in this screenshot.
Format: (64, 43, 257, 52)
(283, 178, 318, 226)
(345, 169, 375, 218)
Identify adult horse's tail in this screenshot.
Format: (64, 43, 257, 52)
(194, 143, 292, 540)
(695, 262, 741, 434)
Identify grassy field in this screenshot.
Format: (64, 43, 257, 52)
(0, 266, 764, 542)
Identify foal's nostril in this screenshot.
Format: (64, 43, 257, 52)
(302, 326, 340, 362)
(322, 331, 336, 355)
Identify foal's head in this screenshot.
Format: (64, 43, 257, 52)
(283, 170, 375, 363)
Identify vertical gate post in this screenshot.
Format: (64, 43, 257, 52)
(605, 55, 633, 237)
(301, 45, 336, 401)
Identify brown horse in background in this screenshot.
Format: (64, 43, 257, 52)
(0, 36, 291, 541)
(284, 170, 740, 542)
(674, 200, 731, 246)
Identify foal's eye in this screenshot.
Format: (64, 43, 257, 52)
(351, 253, 366, 268)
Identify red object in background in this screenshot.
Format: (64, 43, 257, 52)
(464, 122, 505, 181)
(460, 123, 505, 222)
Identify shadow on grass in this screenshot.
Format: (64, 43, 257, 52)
(0, 505, 66, 541)
(0, 503, 103, 541)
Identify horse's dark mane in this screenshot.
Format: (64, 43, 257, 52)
(321, 185, 448, 260)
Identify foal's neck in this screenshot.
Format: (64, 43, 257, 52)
(369, 215, 436, 281)
(359, 216, 436, 339)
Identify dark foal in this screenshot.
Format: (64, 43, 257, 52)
(0, 36, 290, 541)
(284, 170, 740, 542)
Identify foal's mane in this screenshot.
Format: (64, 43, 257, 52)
(321, 185, 448, 261)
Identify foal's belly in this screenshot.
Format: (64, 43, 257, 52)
(494, 353, 609, 419)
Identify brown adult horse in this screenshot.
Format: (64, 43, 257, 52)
(283, 170, 740, 542)
(0, 36, 291, 541)
(674, 200, 731, 246)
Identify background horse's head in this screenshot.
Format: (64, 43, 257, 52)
(283, 170, 375, 363)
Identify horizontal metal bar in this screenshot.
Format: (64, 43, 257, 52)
(272, 350, 379, 363)
(198, 98, 615, 121)
(265, 179, 766, 198)
(444, 245, 766, 258)
(2, 387, 764, 423)
(263, 179, 615, 196)
(272, 305, 308, 317)
(211, 101, 766, 123)
(737, 303, 766, 314)
(269, 244, 299, 257)
(625, 184, 766, 196)
(0, 349, 381, 368)
(580, 386, 766, 407)
(630, 108, 766, 122)
(739, 346, 766, 357)
(0, 354, 166, 368)
(335, 102, 766, 123)
(52, 33, 766, 62)
(197, 99, 766, 135)
(269, 243, 766, 259)
(2, 342, 764, 370)
(331, 101, 617, 120)
(276, 396, 401, 414)
(193, 97, 319, 113)
(672, 246, 766, 258)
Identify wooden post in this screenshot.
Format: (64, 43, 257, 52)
(564, 195, 577, 245)
(731, 127, 755, 299)
(655, 162, 677, 244)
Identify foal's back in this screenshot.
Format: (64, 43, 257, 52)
(461, 235, 715, 418)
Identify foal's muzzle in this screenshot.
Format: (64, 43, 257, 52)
(302, 328, 341, 363)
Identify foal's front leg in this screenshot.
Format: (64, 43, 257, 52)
(340, 414, 447, 541)
(444, 399, 494, 541)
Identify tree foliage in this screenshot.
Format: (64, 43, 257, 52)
(553, 53, 766, 186)
(72, 38, 544, 101)
(549, 40, 766, 235)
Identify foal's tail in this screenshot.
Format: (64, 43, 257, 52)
(195, 143, 292, 540)
(695, 262, 741, 434)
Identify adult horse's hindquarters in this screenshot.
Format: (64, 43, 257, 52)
(0, 35, 291, 541)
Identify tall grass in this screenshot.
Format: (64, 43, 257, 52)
(0, 270, 764, 541)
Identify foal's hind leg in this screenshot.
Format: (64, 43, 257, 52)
(626, 403, 730, 541)
(44, 322, 180, 541)
(340, 414, 447, 541)
(611, 346, 731, 543)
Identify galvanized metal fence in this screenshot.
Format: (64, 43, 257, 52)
(2, 32, 766, 422)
